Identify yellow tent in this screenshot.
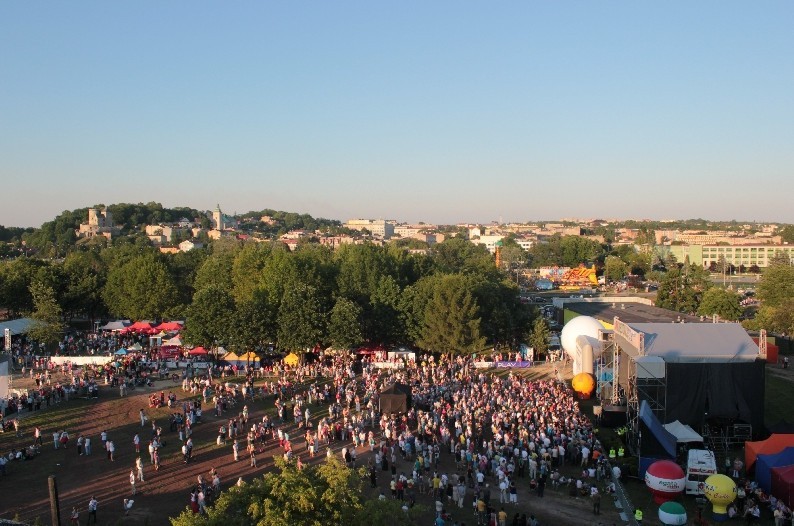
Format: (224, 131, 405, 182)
(223, 352, 239, 362)
(238, 351, 260, 363)
(284, 352, 300, 366)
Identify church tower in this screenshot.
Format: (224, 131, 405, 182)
(212, 204, 224, 230)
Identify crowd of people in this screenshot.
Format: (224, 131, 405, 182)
(8, 327, 794, 525)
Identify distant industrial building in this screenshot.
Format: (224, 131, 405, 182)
(663, 244, 794, 269)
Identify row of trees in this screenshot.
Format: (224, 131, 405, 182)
(0, 236, 534, 355)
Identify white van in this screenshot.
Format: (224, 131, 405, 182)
(685, 449, 717, 495)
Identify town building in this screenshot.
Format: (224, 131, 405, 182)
(343, 219, 395, 239)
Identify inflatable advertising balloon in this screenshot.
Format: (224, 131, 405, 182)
(704, 474, 737, 522)
(658, 501, 687, 525)
(645, 460, 686, 504)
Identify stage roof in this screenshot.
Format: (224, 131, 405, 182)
(0, 318, 37, 336)
(628, 322, 759, 362)
(564, 300, 704, 325)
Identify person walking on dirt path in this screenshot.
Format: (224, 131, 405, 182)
(34, 426, 42, 446)
(86, 496, 98, 525)
(84, 436, 92, 455)
(70, 506, 79, 525)
(53, 431, 60, 450)
(129, 470, 136, 495)
(140, 409, 146, 427)
(136, 456, 144, 481)
(134, 433, 140, 453)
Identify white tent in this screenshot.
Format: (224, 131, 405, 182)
(663, 420, 704, 443)
(99, 320, 131, 331)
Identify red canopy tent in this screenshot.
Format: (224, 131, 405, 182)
(188, 347, 208, 356)
(155, 321, 184, 332)
(122, 321, 156, 334)
(746, 434, 794, 471)
(771, 465, 794, 508)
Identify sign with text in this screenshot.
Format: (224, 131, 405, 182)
(613, 317, 644, 353)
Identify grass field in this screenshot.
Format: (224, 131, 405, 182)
(765, 371, 792, 427)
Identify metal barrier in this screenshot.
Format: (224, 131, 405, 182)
(608, 460, 639, 525)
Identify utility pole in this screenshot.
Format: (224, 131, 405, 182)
(48, 475, 61, 526)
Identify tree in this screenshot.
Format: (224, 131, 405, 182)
(697, 288, 743, 321)
(0, 258, 46, 317)
(27, 282, 65, 349)
(604, 255, 628, 283)
(227, 288, 276, 353)
(103, 253, 180, 319)
(328, 297, 364, 350)
(61, 251, 107, 322)
(169, 458, 422, 526)
(778, 225, 794, 244)
(655, 263, 711, 314)
(368, 276, 404, 345)
(181, 285, 235, 349)
(747, 259, 794, 334)
(528, 317, 550, 359)
(431, 237, 500, 279)
(418, 274, 485, 356)
(277, 281, 326, 353)
(757, 262, 794, 308)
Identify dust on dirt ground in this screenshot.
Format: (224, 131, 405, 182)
(0, 362, 625, 526)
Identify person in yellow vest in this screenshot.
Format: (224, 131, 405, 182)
(609, 448, 616, 459)
(634, 508, 643, 524)
(617, 447, 625, 458)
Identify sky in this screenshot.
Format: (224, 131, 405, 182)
(1, 2, 793, 228)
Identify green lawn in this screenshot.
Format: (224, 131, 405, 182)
(765, 371, 793, 428)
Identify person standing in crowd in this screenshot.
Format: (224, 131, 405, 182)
(87, 496, 98, 524)
(129, 470, 136, 495)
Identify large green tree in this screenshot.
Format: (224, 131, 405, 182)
(61, 251, 107, 322)
(528, 317, 551, 358)
(655, 263, 711, 314)
(169, 458, 421, 526)
(103, 253, 180, 319)
(697, 288, 743, 321)
(744, 259, 794, 334)
(604, 255, 629, 283)
(182, 285, 236, 349)
(418, 274, 485, 356)
(327, 297, 364, 350)
(227, 288, 276, 353)
(27, 282, 65, 349)
(277, 281, 326, 352)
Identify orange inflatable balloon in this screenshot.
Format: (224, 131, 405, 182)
(572, 372, 596, 398)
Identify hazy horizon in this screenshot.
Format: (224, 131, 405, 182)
(2, 2, 793, 228)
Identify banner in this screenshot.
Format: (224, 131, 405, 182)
(474, 361, 534, 369)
